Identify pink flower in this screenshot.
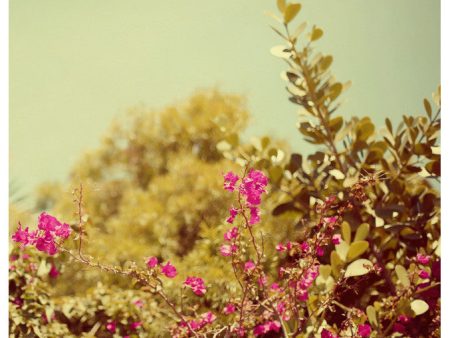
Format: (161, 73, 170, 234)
(321, 329, 338, 338)
(200, 311, 216, 324)
(276, 243, 286, 252)
(223, 303, 236, 315)
(244, 260, 256, 272)
(226, 207, 239, 224)
(146, 256, 159, 268)
(253, 320, 281, 336)
(106, 321, 116, 333)
(358, 323, 371, 337)
(223, 171, 239, 192)
(49, 264, 59, 278)
(224, 227, 239, 241)
(300, 241, 310, 253)
(35, 232, 58, 255)
(332, 234, 341, 245)
(270, 283, 281, 292)
(419, 270, 430, 279)
(161, 261, 177, 278)
(220, 244, 238, 257)
(12, 224, 34, 247)
(324, 216, 338, 225)
(416, 253, 430, 264)
(12, 213, 71, 256)
(249, 206, 261, 225)
(133, 299, 144, 308)
(239, 169, 268, 206)
(316, 246, 324, 257)
(131, 321, 142, 330)
(184, 276, 207, 296)
(258, 274, 267, 287)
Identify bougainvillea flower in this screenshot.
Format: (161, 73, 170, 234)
(161, 261, 177, 278)
(226, 208, 239, 224)
(223, 303, 236, 314)
(224, 226, 239, 241)
(358, 324, 371, 337)
(332, 234, 341, 245)
(106, 321, 116, 333)
(146, 256, 159, 268)
(184, 276, 207, 296)
(49, 263, 60, 278)
(244, 260, 256, 272)
(417, 253, 430, 264)
(220, 244, 238, 257)
(223, 171, 239, 192)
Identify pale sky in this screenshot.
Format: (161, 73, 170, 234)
(10, 0, 440, 204)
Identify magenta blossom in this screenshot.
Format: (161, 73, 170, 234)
(321, 329, 338, 338)
(184, 276, 207, 296)
(332, 234, 341, 244)
(239, 169, 268, 206)
(49, 264, 60, 279)
(249, 206, 261, 225)
(223, 171, 239, 192)
(146, 256, 159, 268)
(220, 244, 238, 257)
(244, 260, 256, 272)
(224, 227, 239, 241)
(106, 321, 116, 333)
(131, 321, 142, 330)
(223, 303, 236, 315)
(419, 270, 430, 279)
(253, 320, 281, 336)
(417, 253, 430, 265)
(226, 207, 239, 224)
(133, 299, 144, 308)
(358, 323, 371, 337)
(161, 261, 177, 278)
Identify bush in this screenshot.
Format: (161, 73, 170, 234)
(10, 1, 440, 337)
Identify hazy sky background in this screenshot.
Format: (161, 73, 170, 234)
(10, 0, 440, 205)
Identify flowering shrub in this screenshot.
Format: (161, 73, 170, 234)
(9, 1, 440, 336)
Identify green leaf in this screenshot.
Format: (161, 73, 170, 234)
(277, 0, 286, 12)
(331, 251, 343, 277)
(411, 299, 429, 316)
(395, 265, 410, 288)
(329, 116, 343, 134)
(310, 27, 323, 41)
(354, 223, 370, 241)
(366, 305, 378, 327)
(347, 240, 369, 261)
(341, 221, 351, 244)
(336, 241, 349, 261)
(423, 98, 432, 118)
(284, 3, 301, 24)
(344, 259, 373, 277)
(292, 22, 307, 39)
(319, 265, 332, 279)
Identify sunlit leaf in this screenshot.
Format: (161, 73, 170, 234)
(354, 223, 370, 241)
(284, 3, 301, 24)
(344, 259, 373, 277)
(347, 240, 369, 261)
(310, 27, 323, 41)
(411, 299, 429, 316)
(395, 265, 410, 288)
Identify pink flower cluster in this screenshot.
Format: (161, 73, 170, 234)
(179, 311, 216, 332)
(184, 276, 207, 296)
(12, 213, 71, 255)
(253, 320, 281, 336)
(146, 257, 178, 278)
(289, 265, 319, 301)
(223, 169, 268, 226)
